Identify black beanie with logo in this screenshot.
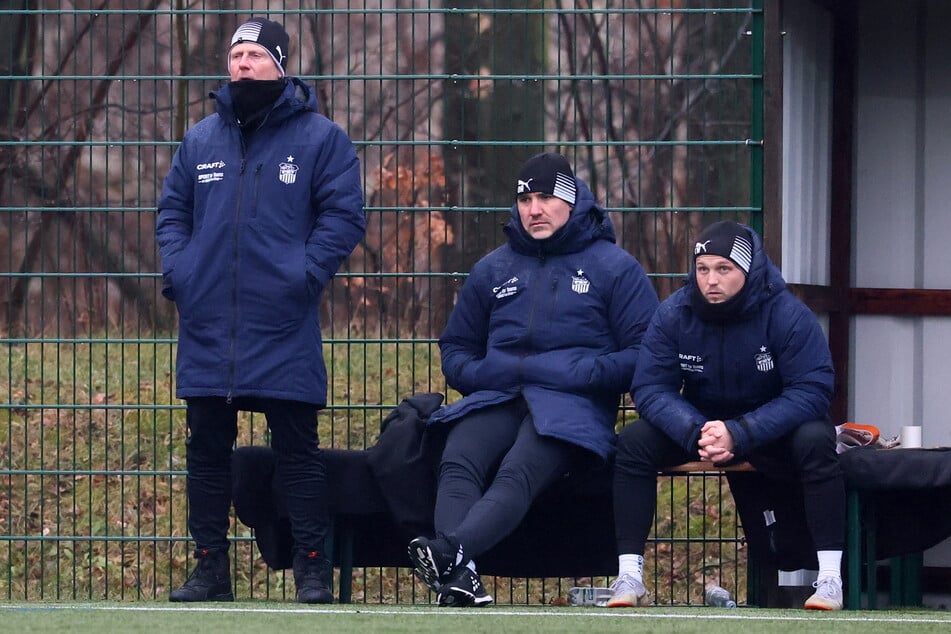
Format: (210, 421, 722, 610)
(693, 220, 754, 275)
(515, 153, 577, 205)
(229, 18, 289, 77)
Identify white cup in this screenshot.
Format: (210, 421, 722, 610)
(900, 425, 922, 449)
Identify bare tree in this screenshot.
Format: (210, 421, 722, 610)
(0, 1, 454, 337)
(0, 1, 753, 337)
(548, 0, 754, 299)
(1, 2, 167, 336)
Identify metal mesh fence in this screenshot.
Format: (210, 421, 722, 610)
(0, 1, 762, 604)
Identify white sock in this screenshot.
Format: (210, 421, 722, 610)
(816, 550, 842, 581)
(618, 554, 644, 582)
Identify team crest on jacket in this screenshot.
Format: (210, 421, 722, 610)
(755, 346, 774, 372)
(571, 269, 590, 294)
(279, 155, 299, 185)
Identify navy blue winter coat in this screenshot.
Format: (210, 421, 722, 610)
(631, 226, 834, 457)
(155, 78, 365, 406)
(428, 180, 659, 460)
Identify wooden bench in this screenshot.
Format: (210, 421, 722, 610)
(663, 461, 755, 474)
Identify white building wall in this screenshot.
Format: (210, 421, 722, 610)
(781, 1, 832, 285)
(921, 0, 951, 452)
(851, 0, 951, 446)
(851, 2, 920, 434)
(785, 0, 951, 578)
(850, 0, 951, 572)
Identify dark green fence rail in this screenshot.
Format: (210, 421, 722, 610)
(0, 1, 762, 604)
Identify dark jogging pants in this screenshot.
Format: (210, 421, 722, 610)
(433, 397, 586, 559)
(612, 418, 846, 555)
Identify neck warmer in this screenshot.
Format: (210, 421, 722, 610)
(689, 277, 753, 323)
(228, 79, 287, 129)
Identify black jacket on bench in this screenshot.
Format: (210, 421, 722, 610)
(231, 393, 618, 576)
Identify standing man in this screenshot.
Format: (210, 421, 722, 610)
(408, 153, 659, 607)
(156, 17, 365, 604)
(607, 221, 846, 611)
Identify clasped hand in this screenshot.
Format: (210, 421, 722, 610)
(697, 420, 735, 464)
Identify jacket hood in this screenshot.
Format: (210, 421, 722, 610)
(211, 76, 318, 126)
(503, 177, 616, 257)
(686, 223, 786, 320)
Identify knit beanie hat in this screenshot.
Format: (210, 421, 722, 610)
(693, 220, 754, 275)
(229, 18, 289, 77)
(515, 153, 577, 205)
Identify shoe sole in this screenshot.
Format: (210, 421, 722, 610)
(168, 592, 234, 602)
(606, 593, 650, 608)
(804, 601, 842, 611)
(408, 540, 442, 591)
(297, 591, 334, 604)
(437, 588, 494, 608)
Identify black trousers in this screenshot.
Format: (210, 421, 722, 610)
(434, 398, 585, 559)
(613, 419, 846, 554)
(184, 397, 328, 556)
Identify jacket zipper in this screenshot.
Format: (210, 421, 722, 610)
(520, 253, 550, 382)
(250, 164, 263, 218)
(717, 324, 726, 404)
(226, 157, 247, 404)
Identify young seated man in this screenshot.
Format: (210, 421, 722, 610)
(608, 221, 846, 611)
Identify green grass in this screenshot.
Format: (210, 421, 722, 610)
(2, 603, 950, 634)
(3, 338, 744, 604)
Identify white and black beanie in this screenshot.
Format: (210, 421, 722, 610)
(515, 152, 577, 205)
(693, 220, 754, 275)
(229, 18, 289, 77)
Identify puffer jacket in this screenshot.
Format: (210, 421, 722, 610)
(155, 78, 365, 405)
(631, 226, 834, 457)
(428, 179, 659, 460)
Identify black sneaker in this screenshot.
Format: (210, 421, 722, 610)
(293, 550, 334, 604)
(408, 535, 465, 591)
(437, 566, 494, 607)
(169, 548, 234, 602)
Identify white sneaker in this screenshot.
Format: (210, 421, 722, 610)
(606, 573, 650, 608)
(804, 576, 843, 611)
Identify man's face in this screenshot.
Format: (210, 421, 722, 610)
(229, 43, 282, 81)
(516, 192, 571, 239)
(695, 255, 746, 304)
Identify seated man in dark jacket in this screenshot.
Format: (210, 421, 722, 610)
(407, 152, 659, 607)
(607, 221, 846, 610)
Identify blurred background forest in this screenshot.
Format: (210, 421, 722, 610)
(0, 0, 754, 339)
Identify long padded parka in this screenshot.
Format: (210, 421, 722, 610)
(428, 179, 659, 460)
(156, 78, 365, 406)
